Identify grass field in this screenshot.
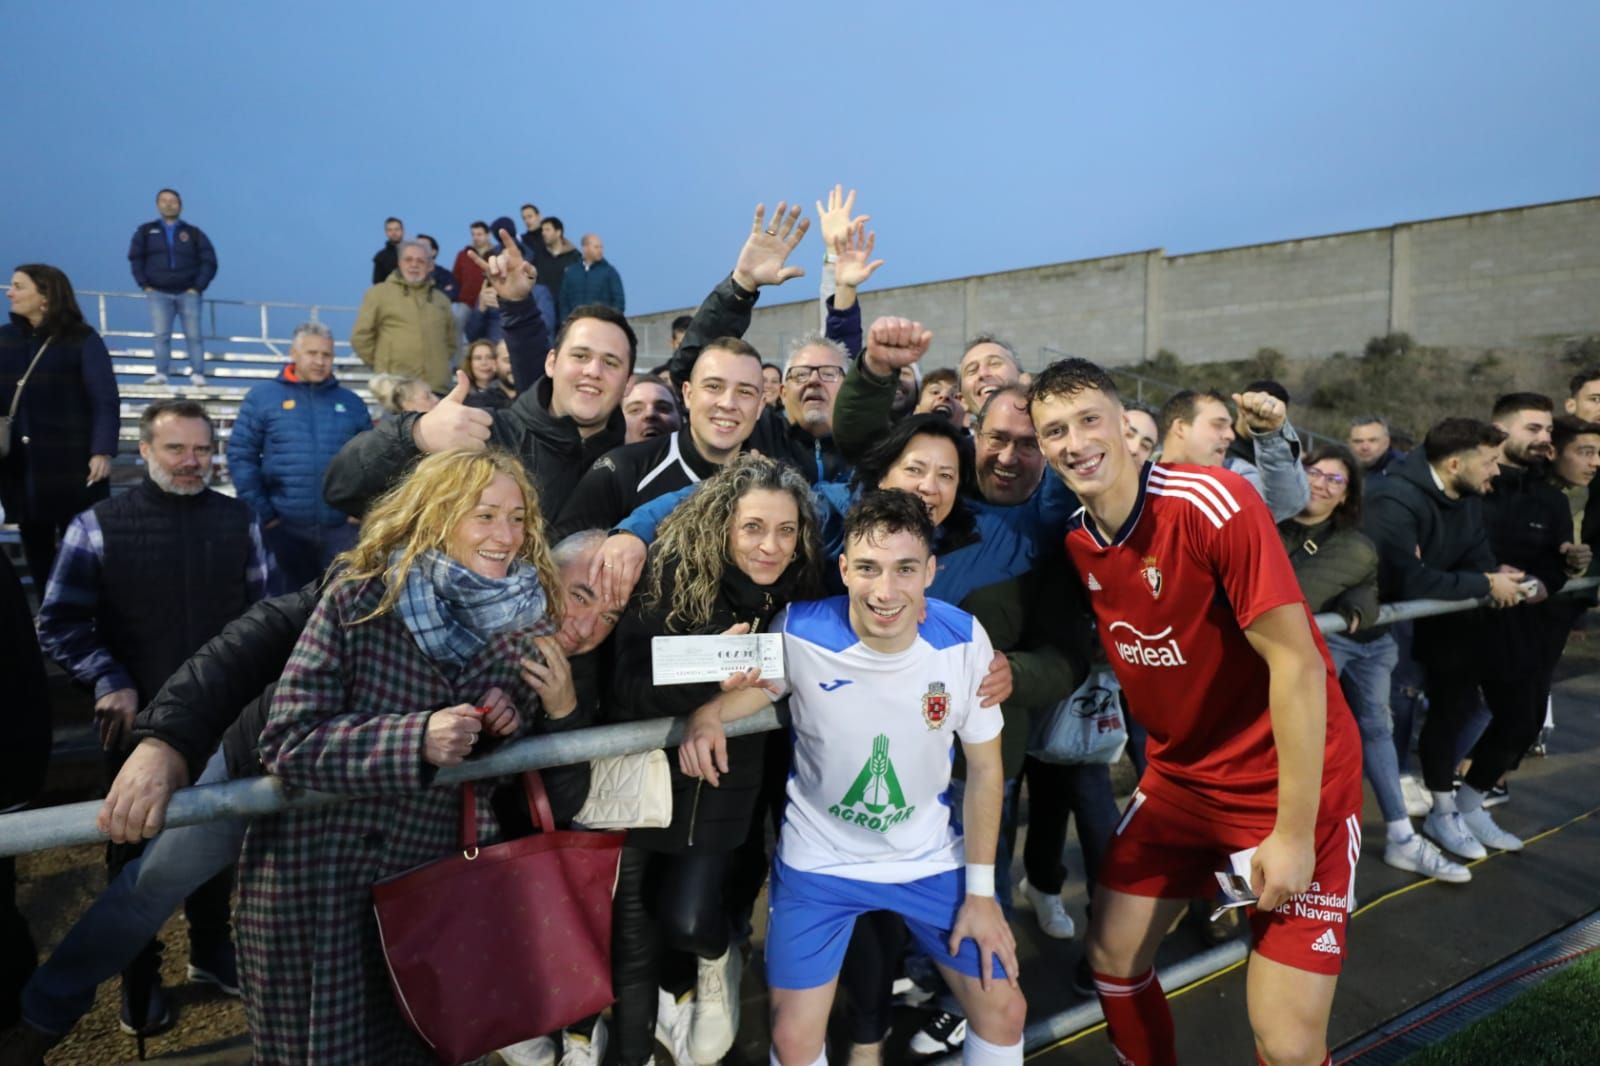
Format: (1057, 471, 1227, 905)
(1401, 950, 1600, 1065)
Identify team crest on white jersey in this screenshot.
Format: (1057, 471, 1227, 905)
(1140, 555, 1163, 599)
(922, 682, 950, 729)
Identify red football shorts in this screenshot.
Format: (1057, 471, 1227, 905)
(1099, 785, 1361, 975)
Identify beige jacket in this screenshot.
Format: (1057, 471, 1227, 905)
(350, 273, 457, 391)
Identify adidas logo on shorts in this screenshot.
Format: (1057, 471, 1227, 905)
(1311, 928, 1341, 955)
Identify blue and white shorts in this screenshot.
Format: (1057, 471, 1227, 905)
(764, 857, 1010, 990)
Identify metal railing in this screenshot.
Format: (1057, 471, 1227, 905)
(82, 290, 361, 359)
(0, 578, 1592, 859)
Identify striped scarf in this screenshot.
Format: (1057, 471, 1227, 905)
(393, 548, 548, 673)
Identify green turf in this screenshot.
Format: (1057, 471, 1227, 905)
(1400, 951, 1600, 1065)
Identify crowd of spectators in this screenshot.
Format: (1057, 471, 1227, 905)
(0, 184, 1595, 1066)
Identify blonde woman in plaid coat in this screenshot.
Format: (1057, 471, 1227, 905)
(237, 449, 574, 1064)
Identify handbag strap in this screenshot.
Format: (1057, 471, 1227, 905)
(6, 337, 52, 421)
(457, 769, 556, 855)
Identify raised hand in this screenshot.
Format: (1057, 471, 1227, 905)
(468, 228, 536, 303)
(1233, 391, 1286, 435)
(862, 316, 933, 378)
(413, 371, 493, 454)
(833, 222, 884, 291)
(588, 532, 648, 610)
(520, 636, 578, 719)
(732, 201, 809, 291)
(815, 185, 869, 254)
(97, 737, 190, 843)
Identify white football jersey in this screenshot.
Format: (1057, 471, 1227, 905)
(771, 596, 1001, 883)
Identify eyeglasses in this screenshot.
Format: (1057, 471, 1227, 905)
(1306, 467, 1348, 489)
(785, 365, 845, 385)
(977, 430, 1040, 457)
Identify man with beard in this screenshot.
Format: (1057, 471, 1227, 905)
(1158, 389, 1308, 521)
(1365, 418, 1529, 863)
(620, 374, 681, 444)
(33, 400, 270, 1039)
(1453, 394, 1572, 825)
(1566, 368, 1600, 548)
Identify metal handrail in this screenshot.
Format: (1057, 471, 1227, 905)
(81, 290, 362, 357)
(0, 578, 1593, 859)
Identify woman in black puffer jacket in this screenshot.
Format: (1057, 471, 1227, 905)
(605, 455, 823, 1066)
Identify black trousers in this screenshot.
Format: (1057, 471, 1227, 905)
(0, 857, 36, 1029)
(610, 845, 732, 1066)
(1420, 671, 1545, 794)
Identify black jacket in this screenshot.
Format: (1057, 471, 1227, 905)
(322, 293, 625, 523)
(372, 243, 399, 286)
(1, 552, 50, 809)
(552, 427, 722, 542)
(1364, 449, 1496, 671)
(607, 548, 807, 853)
(667, 275, 825, 484)
(1473, 462, 1571, 679)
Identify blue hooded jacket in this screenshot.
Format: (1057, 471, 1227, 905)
(226, 366, 372, 527)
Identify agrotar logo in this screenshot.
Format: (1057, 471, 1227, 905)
(1106, 621, 1188, 668)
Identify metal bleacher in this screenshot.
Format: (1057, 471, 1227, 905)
(2, 290, 379, 593)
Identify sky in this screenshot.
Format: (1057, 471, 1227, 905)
(4, 2, 1597, 324)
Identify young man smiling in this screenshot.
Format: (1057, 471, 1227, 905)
(681, 490, 1026, 1065)
(1029, 358, 1362, 1066)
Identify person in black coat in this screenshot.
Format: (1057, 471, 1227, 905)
(605, 455, 823, 1066)
(1, 264, 119, 587)
(0, 551, 49, 1030)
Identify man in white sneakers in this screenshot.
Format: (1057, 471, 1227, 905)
(682, 489, 1026, 1065)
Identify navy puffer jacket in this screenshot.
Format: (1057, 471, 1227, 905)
(226, 367, 373, 527)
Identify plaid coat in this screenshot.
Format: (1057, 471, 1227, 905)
(237, 576, 552, 1065)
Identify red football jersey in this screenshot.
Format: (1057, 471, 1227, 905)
(1065, 462, 1362, 829)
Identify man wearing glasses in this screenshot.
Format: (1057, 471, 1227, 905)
(780, 333, 852, 482)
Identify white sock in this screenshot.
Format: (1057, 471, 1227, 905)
(770, 1046, 828, 1066)
(1432, 790, 1457, 815)
(1386, 818, 1414, 844)
(963, 1029, 1023, 1065)
(1457, 784, 1485, 814)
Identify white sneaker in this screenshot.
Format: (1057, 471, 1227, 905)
(1399, 775, 1433, 818)
(1383, 833, 1471, 883)
(188, 372, 207, 388)
(892, 974, 935, 1007)
(689, 948, 740, 1064)
(559, 1018, 606, 1066)
(1020, 878, 1077, 939)
(496, 1035, 556, 1066)
(908, 1011, 968, 1056)
(144, 373, 169, 386)
(1422, 810, 1488, 861)
(1461, 808, 1524, 852)
(655, 988, 695, 1066)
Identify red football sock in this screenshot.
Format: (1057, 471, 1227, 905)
(1093, 968, 1176, 1066)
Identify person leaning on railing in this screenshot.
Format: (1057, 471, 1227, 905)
(1279, 443, 1471, 884)
(236, 449, 570, 1064)
(1, 264, 119, 585)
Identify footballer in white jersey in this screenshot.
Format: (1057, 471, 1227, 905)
(679, 488, 1026, 1065)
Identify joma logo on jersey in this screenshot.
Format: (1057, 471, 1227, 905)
(1106, 621, 1188, 668)
(830, 734, 915, 834)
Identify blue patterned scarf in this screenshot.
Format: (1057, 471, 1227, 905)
(393, 548, 549, 673)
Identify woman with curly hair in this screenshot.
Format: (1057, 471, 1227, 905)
(606, 453, 822, 1066)
(236, 448, 572, 1064)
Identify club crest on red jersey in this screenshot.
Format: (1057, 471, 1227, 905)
(922, 682, 950, 729)
(1140, 556, 1163, 599)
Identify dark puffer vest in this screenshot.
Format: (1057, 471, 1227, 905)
(95, 478, 256, 702)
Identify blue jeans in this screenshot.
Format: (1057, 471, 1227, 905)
(263, 519, 357, 594)
(1388, 621, 1427, 772)
(1327, 632, 1407, 824)
(21, 750, 242, 1036)
(147, 289, 204, 375)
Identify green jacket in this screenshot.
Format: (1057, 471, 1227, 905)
(351, 273, 458, 392)
(831, 357, 902, 465)
(1278, 517, 1380, 636)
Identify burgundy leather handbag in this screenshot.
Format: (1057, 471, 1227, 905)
(373, 771, 623, 1065)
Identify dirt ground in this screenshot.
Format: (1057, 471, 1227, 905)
(15, 843, 246, 1065)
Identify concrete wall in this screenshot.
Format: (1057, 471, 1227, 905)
(629, 196, 1600, 371)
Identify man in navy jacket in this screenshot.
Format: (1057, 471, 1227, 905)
(128, 189, 217, 387)
(226, 323, 371, 591)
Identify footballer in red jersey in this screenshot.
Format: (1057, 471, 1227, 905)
(1030, 358, 1362, 1066)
